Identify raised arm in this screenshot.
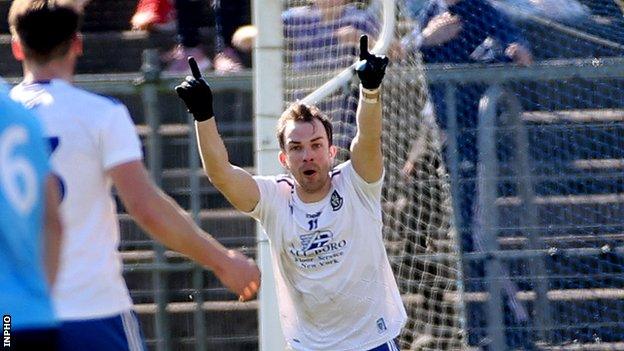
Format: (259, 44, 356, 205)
(175, 58, 260, 212)
(110, 160, 260, 301)
(351, 35, 389, 183)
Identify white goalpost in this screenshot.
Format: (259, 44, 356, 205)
(253, 0, 286, 350)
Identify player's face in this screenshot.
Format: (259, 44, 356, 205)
(279, 119, 336, 195)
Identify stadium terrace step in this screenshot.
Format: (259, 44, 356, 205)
(81, 0, 137, 32)
(0, 0, 136, 33)
(158, 167, 263, 210)
(134, 301, 257, 351)
(0, 31, 177, 76)
(124, 262, 239, 304)
(571, 158, 624, 172)
(496, 171, 624, 197)
(517, 18, 624, 60)
(522, 109, 624, 124)
(498, 233, 624, 250)
(122, 245, 258, 304)
(523, 113, 624, 164)
(496, 192, 624, 229)
(541, 342, 624, 350)
(134, 124, 254, 169)
(461, 288, 624, 344)
(128, 87, 253, 126)
(135, 122, 253, 139)
(489, 110, 624, 176)
(118, 209, 256, 251)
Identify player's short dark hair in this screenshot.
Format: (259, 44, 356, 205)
(277, 102, 333, 151)
(9, 0, 82, 64)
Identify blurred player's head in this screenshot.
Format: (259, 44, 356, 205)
(277, 102, 337, 194)
(9, 0, 83, 66)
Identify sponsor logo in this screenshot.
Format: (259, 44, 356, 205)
(300, 231, 333, 252)
(376, 317, 387, 334)
(289, 230, 347, 269)
(306, 211, 322, 219)
(330, 190, 343, 211)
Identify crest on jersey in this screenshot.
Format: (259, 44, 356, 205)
(300, 231, 333, 252)
(376, 317, 388, 334)
(330, 190, 343, 211)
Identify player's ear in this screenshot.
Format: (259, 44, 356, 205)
(329, 145, 337, 159)
(71, 33, 84, 57)
(11, 37, 25, 61)
(278, 150, 289, 170)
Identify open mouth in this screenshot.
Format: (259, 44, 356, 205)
(303, 170, 317, 176)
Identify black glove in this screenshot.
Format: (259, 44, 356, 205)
(174, 57, 214, 121)
(354, 35, 389, 90)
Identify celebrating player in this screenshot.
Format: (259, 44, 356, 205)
(8, 1, 260, 349)
(176, 35, 406, 350)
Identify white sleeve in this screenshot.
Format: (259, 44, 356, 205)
(101, 104, 143, 170)
(340, 161, 384, 217)
(245, 176, 279, 223)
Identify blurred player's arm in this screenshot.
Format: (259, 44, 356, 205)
(175, 57, 260, 213)
(109, 161, 260, 301)
(351, 35, 389, 183)
(43, 175, 62, 287)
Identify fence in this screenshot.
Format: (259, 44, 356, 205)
(8, 54, 622, 350)
(425, 57, 624, 349)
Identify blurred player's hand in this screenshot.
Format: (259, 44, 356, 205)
(334, 25, 362, 46)
(232, 25, 257, 53)
(214, 249, 261, 301)
(175, 57, 214, 121)
(505, 43, 533, 66)
(355, 35, 389, 90)
(421, 12, 462, 47)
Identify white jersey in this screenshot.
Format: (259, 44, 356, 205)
(11, 79, 142, 320)
(248, 161, 407, 351)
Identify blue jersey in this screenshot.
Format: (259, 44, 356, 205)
(0, 84, 55, 330)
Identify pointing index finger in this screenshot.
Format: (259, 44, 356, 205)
(188, 56, 202, 79)
(359, 35, 369, 60)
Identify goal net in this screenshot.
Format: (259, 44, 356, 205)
(281, 0, 624, 350)
(282, 1, 465, 350)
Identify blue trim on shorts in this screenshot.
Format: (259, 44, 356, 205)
(58, 310, 146, 351)
(368, 338, 400, 351)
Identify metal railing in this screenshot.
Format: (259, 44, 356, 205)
(431, 58, 624, 350)
(6, 53, 623, 350)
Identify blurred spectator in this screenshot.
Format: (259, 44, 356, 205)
(231, 24, 256, 53)
(402, 0, 533, 65)
(281, 1, 380, 70)
(492, 0, 590, 22)
(287, 0, 381, 155)
(0, 80, 63, 351)
(400, 1, 536, 348)
(130, 0, 175, 31)
(161, 0, 212, 72)
(233, 1, 381, 155)
(131, 0, 251, 73)
(212, 0, 251, 72)
(401, 0, 532, 251)
(282, 0, 406, 156)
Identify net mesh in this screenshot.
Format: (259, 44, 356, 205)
(283, 1, 465, 350)
(282, 0, 624, 350)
